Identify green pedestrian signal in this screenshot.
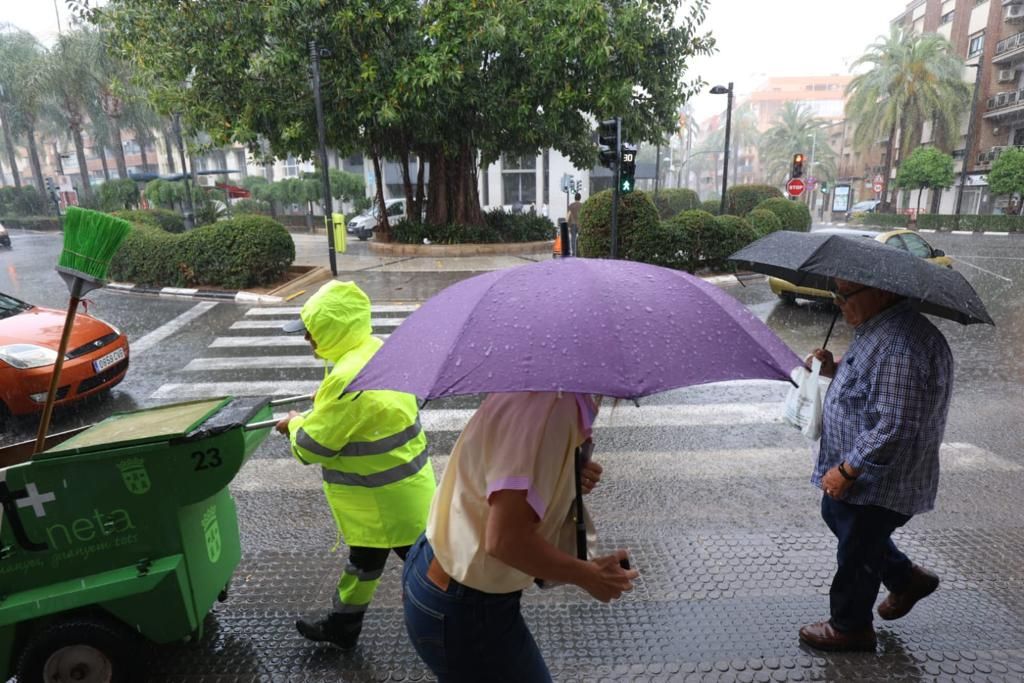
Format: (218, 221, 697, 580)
(620, 177, 633, 193)
(620, 143, 637, 195)
(820, 182, 829, 194)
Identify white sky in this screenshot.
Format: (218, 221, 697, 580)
(687, 0, 905, 122)
(2, 0, 904, 120)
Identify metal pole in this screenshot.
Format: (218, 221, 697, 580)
(173, 113, 194, 229)
(611, 116, 621, 259)
(310, 40, 338, 276)
(654, 141, 661, 202)
(955, 63, 983, 221)
(719, 83, 733, 216)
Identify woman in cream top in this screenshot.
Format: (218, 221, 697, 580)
(402, 391, 637, 682)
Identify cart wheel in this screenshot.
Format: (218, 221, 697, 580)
(218, 581, 231, 602)
(16, 615, 138, 683)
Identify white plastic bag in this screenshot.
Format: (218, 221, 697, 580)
(783, 358, 825, 440)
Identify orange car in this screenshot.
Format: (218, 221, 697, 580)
(0, 292, 130, 416)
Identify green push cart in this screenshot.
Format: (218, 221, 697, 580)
(0, 395, 293, 682)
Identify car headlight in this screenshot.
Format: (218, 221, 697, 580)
(0, 225, 7, 236)
(0, 344, 59, 369)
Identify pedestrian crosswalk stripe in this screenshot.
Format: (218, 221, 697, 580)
(246, 304, 418, 316)
(232, 441, 1019, 492)
(210, 334, 389, 348)
(150, 381, 321, 400)
(229, 317, 404, 330)
(183, 356, 322, 371)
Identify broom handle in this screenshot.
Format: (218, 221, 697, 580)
(34, 278, 83, 454)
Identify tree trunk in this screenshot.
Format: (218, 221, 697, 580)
(426, 144, 484, 226)
(138, 133, 149, 173)
(1, 111, 22, 188)
(415, 152, 425, 220)
(880, 119, 897, 213)
(0, 157, 6, 186)
(400, 151, 415, 223)
(97, 136, 111, 181)
(163, 131, 176, 172)
(371, 149, 389, 241)
(71, 123, 92, 198)
(110, 121, 128, 179)
(25, 127, 45, 195)
(305, 201, 313, 232)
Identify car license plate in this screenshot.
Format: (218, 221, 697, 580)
(93, 346, 126, 373)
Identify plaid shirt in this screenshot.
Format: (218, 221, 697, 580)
(812, 301, 954, 516)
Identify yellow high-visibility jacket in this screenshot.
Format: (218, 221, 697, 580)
(288, 281, 435, 548)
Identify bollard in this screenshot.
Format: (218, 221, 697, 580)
(558, 218, 570, 258)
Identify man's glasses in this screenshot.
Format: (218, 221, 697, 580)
(833, 285, 870, 304)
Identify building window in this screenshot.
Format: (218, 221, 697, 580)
(940, 10, 954, 24)
(968, 33, 984, 57)
(284, 154, 300, 178)
(501, 153, 537, 205)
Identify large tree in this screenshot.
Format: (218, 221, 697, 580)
(91, 0, 712, 234)
(987, 148, 1024, 215)
(759, 102, 836, 188)
(0, 27, 49, 194)
(845, 28, 970, 212)
(894, 146, 954, 215)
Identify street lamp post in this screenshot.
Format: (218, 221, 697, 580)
(955, 63, 983, 221)
(711, 83, 734, 216)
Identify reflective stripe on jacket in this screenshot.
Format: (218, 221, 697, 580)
(287, 281, 435, 548)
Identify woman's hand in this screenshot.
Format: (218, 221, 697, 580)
(581, 460, 603, 494)
(583, 550, 639, 602)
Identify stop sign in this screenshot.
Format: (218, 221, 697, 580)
(787, 178, 806, 197)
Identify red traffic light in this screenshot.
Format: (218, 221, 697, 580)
(794, 154, 804, 164)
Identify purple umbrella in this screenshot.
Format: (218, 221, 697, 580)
(350, 258, 800, 400)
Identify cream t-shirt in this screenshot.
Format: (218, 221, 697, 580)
(427, 391, 593, 594)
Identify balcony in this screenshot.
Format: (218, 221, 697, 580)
(994, 31, 1024, 64)
(984, 87, 1024, 121)
(977, 145, 1024, 167)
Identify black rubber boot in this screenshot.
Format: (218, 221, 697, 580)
(295, 611, 363, 650)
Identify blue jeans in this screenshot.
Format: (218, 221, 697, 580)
(402, 535, 552, 683)
(820, 495, 914, 631)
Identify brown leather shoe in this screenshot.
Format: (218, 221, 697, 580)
(877, 565, 939, 621)
(798, 620, 876, 652)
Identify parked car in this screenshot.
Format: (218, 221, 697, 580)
(347, 199, 410, 240)
(0, 222, 10, 248)
(845, 199, 880, 222)
(0, 292, 130, 416)
(770, 228, 952, 303)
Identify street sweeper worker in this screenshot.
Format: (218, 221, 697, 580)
(276, 280, 435, 650)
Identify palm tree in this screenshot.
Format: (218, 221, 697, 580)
(45, 29, 102, 198)
(727, 103, 760, 185)
(0, 26, 49, 194)
(759, 102, 837, 187)
(845, 27, 970, 210)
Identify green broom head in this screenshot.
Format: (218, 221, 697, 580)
(57, 206, 133, 281)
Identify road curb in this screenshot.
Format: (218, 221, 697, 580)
(107, 282, 283, 304)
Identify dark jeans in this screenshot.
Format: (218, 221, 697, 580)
(402, 534, 552, 683)
(820, 495, 914, 631)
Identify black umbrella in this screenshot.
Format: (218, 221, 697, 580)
(729, 231, 994, 326)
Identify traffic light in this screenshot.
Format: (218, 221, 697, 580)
(820, 181, 829, 194)
(598, 118, 619, 168)
(620, 143, 637, 194)
(791, 154, 805, 179)
(45, 177, 55, 194)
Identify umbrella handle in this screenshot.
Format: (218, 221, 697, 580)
(822, 310, 840, 351)
(574, 445, 587, 560)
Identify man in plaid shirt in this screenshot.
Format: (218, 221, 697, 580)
(798, 278, 954, 652)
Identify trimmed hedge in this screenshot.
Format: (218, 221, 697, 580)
(578, 190, 660, 260)
(0, 186, 48, 216)
(111, 209, 186, 233)
(700, 199, 721, 216)
(916, 214, 1024, 232)
(653, 188, 701, 219)
(659, 210, 717, 272)
(110, 214, 294, 289)
(725, 184, 784, 217)
(851, 213, 909, 229)
(0, 216, 63, 231)
(708, 216, 759, 272)
(746, 208, 783, 237)
(390, 210, 552, 244)
(755, 198, 811, 232)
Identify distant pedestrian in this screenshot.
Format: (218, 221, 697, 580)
(798, 278, 953, 652)
(277, 281, 436, 651)
(402, 392, 637, 681)
(567, 193, 583, 255)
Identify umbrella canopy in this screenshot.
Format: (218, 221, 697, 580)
(729, 231, 994, 326)
(349, 258, 801, 400)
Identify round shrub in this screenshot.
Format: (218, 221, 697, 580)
(109, 214, 294, 289)
(707, 215, 759, 271)
(662, 210, 718, 272)
(578, 190, 660, 260)
(98, 179, 140, 212)
(112, 208, 186, 233)
(725, 184, 784, 216)
(700, 199, 721, 216)
(232, 198, 271, 215)
(389, 211, 551, 244)
(746, 208, 783, 237)
(653, 188, 701, 219)
(754, 198, 812, 232)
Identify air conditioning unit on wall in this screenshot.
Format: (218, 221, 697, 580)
(998, 69, 1018, 83)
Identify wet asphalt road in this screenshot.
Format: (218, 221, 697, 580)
(2, 226, 1023, 682)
